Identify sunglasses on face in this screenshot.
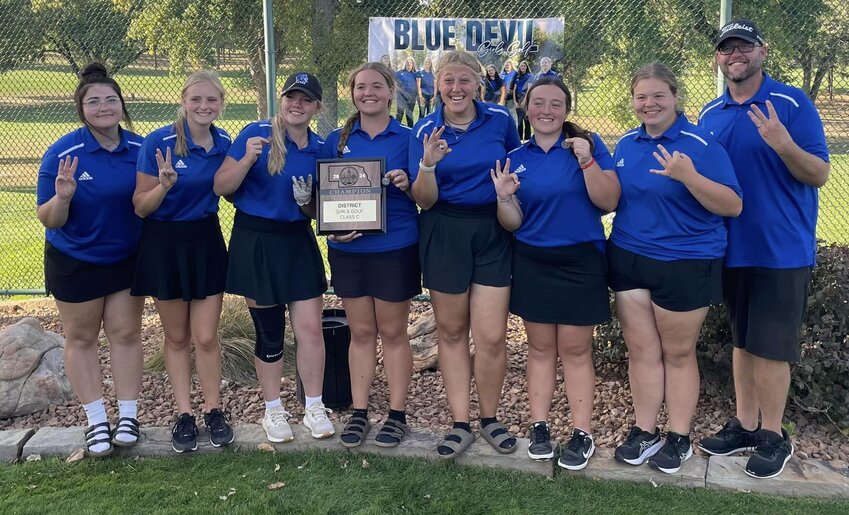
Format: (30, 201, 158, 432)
(718, 43, 761, 55)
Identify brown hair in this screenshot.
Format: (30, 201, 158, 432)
(524, 77, 594, 152)
(267, 84, 322, 175)
(337, 62, 396, 158)
(630, 62, 684, 113)
(74, 62, 134, 132)
(173, 70, 226, 157)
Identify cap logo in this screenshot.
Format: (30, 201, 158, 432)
(295, 73, 309, 85)
(720, 22, 754, 36)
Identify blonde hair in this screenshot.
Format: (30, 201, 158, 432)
(337, 62, 395, 157)
(267, 106, 288, 175)
(174, 70, 226, 157)
(435, 50, 484, 79)
(630, 62, 683, 115)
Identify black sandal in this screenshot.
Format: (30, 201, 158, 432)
(84, 421, 113, 457)
(340, 413, 371, 448)
(374, 419, 408, 448)
(112, 417, 140, 448)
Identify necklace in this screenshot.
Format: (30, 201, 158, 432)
(91, 127, 121, 151)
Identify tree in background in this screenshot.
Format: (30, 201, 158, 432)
(0, 0, 43, 73)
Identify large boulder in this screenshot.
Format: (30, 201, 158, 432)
(0, 317, 72, 417)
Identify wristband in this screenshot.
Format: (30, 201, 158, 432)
(419, 160, 436, 174)
(579, 157, 596, 170)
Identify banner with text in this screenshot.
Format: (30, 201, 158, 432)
(368, 17, 564, 74)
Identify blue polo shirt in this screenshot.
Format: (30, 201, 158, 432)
(227, 121, 323, 222)
(483, 77, 503, 102)
(409, 100, 521, 206)
(500, 70, 517, 92)
(320, 118, 418, 253)
(417, 71, 435, 96)
(611, 113, 741, 261)
(37, 126, 144, 264)
(698, 73, 829, 268)
(395, 70, 418, 96)
(508, 133, 615, 249)
(513, 73, 532, 100)
(533, 69, 559, 82)
(137, 122, 230, 221)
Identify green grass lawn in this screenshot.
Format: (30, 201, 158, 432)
(1, 450, 846, 514)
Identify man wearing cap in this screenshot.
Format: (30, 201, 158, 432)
(697, 19, 830, 479)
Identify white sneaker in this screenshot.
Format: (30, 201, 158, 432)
(262, 406, 294, 443)
(303, 401, 335, 439)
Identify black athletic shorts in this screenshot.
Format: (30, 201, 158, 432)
(45, 242, 136, 303)
(510, 240, 610, 325)
(329, 244, 421, 302)
(418, 202, 511, 294)
(723, 266, 811, 363)
(607, 240, 722, 312)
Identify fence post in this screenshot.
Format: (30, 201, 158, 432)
(263, 0, 277, 118)
(716, 0, 732, 98)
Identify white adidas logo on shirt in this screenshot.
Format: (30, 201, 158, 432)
(342, 145, 352, 154)
(616, 158, 625, 167)
(513, 164, 526, 174)
(174, 159, 188, 169)
(78, 171, 93, 181)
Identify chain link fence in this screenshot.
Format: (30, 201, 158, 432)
(1, 0, 847, 294)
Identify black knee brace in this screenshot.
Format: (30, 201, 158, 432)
(249, 305, 286, 363)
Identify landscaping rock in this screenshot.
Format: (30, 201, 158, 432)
(0, 318, 72, 418)
(0, 428, 35, 462)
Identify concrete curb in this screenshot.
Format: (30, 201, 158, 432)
(7, 427, 849, 498)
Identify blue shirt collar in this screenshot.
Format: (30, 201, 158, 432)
(434, 100, 491, 131)
(635, 112, 691, 142)
(285, 129, 323, 153)
(720, 72, 775, 106)
(527, 132, 567, 153)
(352, 117, 402, 138)
(178, 121, 228, 155)
(82, 126, 131, 153)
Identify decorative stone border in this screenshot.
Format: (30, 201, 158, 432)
(3, 426, 847, 498)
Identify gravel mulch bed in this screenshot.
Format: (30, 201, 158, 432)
(1, 296, 848, 468)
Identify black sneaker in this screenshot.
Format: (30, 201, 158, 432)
(171, 413, 199, 453)
(745, 428, 794, 479)
(698, 417, 759, 456)
(557, 428, 595, 471)
(648, 432, 693, 474)
(527, 421, 554, 460)
(614, 426, 663, 465)
(204, 408, 235, 447)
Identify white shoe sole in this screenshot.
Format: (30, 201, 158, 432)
(528, 444, 555, 461)
(744, 443, 794, 479)
(618, 440, 664, 466)
(650, 446, 693, 474)
(558, 443, 595, 471)
(304, 418, 335, 439)
(697, 444, 756, 456)
(262, 420, 294, 443)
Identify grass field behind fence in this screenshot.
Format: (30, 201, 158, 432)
(1, 63, 848, 292)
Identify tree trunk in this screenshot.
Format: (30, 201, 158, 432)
(247, 45, 269, 119)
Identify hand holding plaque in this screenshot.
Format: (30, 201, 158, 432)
(316, 157, 387, 235)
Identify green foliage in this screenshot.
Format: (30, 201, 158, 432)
(0, 0, 43, 73)
(594, 243, 849, 428)
(33, 0, 146, 74)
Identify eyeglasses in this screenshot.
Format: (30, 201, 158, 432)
(83, 97, 120, 108)
(718, 43, 761, 55)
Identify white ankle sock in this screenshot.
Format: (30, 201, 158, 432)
(83, 399, 108, 427)
(265, 398, 282, 411)
(118, 399, 138, 421)
(82, 399, 110, 453)
(114, 399, 139, 444)
(305, 395, 322, 408)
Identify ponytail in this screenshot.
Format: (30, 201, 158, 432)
(337, 112, 360, 158)
(267, 109, 287, 175)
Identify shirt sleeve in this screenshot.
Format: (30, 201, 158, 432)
(228, 123, 256, 161)
(408, 124, 425, 183)
(136, 133, 161, 176)
(591, 133, 615, 171)
(699, 140, 742, 198)
(36, 148, 59, 206)
(504, 116, 521, 150)
(788, 95, 830, 162)
(319, 130, 339, 160)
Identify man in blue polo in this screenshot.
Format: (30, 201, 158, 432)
(698, 19, 830, 479)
